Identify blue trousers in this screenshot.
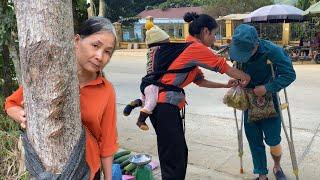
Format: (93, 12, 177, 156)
(244, 111, 282, 175)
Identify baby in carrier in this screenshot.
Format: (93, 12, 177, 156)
(123, 22, 170, 130)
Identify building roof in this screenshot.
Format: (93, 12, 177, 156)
(137, 7, 203, 19)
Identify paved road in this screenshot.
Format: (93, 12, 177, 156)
(104, 51, 320, 179)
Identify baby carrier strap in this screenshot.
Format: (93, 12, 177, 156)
(140, 42, 195, 95)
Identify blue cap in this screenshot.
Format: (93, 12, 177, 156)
(229, 24, 259, 63)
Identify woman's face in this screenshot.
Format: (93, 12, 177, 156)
(200, 27, 216, 47)
(75, 31, 115, 74)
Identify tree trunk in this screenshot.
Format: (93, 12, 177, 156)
(8, 36, 21, 84)
(14, 0, 82, 174)
(98, 0, 106, 17)
(2, 43, 13, 97)
(87, 0, 95, 17)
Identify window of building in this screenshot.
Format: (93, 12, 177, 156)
(178, 28, 183, 38)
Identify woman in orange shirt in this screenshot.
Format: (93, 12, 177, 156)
(145, 12, 250, 180)
(4, 17, 118, 180)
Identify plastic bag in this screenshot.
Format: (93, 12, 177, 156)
(112, 164, 122, 180)
(223, 86, 249, 110)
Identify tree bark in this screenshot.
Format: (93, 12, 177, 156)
(98, 0, 106, 17)
(14, 0, 82, 174)
(8, 35, 21, 84)
(87, 0, 95, 17)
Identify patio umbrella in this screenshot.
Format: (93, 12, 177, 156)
(303, 1, 320, 16)
(244, 4, 304, 23)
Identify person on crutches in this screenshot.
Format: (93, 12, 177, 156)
(229, 24, 296, 180)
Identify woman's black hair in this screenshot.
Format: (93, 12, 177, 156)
(77, 16, 116, 38)
(183, 12, 218, 36)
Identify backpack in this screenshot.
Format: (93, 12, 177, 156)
(140, 42, 196, 95)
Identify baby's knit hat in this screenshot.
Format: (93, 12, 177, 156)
(145, 21, 170, 45)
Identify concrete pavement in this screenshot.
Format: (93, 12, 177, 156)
(117, 103, 320, 180)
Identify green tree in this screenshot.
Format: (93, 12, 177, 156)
(274, 0, 297, 5)
(104, 0, 166, 22)
(72, 0, 88, 33)
(205, 0, 274, 18)
(296, 0, 320, 9)
(0, 0, 17, 97)
(157, 0, 210, 9)
(296, 0, 311, 10)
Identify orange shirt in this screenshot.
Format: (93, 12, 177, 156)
(4, 76, 119, 179)
(158, 35, 231, 108)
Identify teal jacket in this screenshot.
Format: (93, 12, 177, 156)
(242, 39, 296, 92)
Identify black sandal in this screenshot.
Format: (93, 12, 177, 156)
(273, 167, 287, 180)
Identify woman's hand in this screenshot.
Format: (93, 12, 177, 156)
(239, 73, 251, 87)
(253, 85, 267, 96)
(227, 79, 239, 88)
(6, 105, 27, 129)
(225, 67, 251, 87)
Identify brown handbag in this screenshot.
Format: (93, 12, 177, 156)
(245, 89, 277, 122)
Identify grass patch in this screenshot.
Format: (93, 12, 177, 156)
(0, 94, 27, 179)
